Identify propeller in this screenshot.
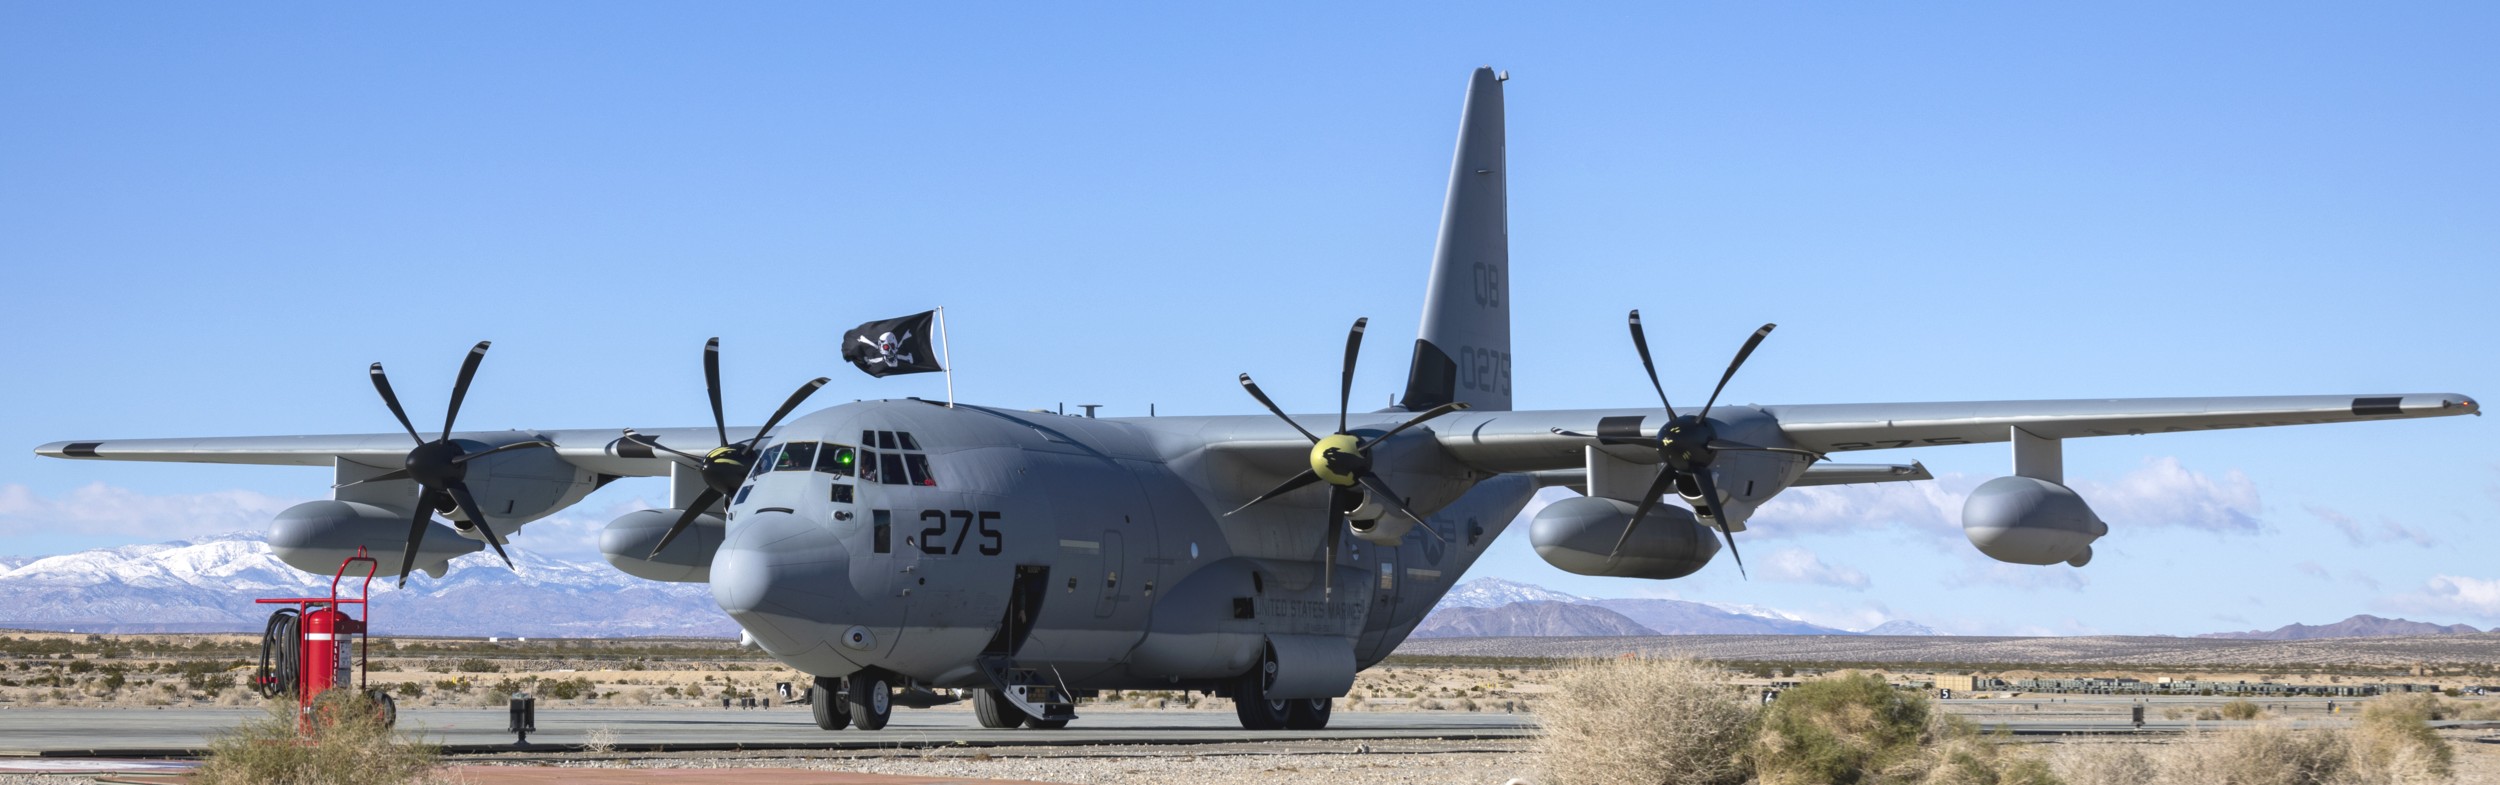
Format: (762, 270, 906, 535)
(625, 338, 830, 558)
(1601, 312, 1782, 578)
(369, 341, 554, 587)
(1228, 317, 1471, 597)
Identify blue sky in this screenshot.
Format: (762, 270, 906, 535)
(3, 3, 2493, 635)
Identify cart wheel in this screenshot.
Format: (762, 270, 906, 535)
(374, 691, 399, 729)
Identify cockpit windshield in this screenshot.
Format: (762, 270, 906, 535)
(777, 442, 818, 472)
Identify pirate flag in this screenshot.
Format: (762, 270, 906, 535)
(842, 310, 945, 378)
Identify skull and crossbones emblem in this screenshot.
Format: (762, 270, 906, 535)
(855, 330, 914, 368)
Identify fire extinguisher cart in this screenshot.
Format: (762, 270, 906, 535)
(253, 547, 394, 731)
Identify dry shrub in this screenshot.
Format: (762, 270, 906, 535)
(2135, 725, 2348, 785)
(1536, 657, 1756, 785)
(194, 692, 443, 785)
(2050, 742, 2161, 785)
(2348, 695, 2452, 785)
(2222, 699, 2265, 720)
(1750, 672, 1931, 785)
(1916, 725, 2059, 785)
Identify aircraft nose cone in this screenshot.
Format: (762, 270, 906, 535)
(711, 510, 861, 656)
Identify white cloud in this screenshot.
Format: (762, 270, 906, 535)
(0, 482, 304, 541)
(2380, 575, 2500, 621)
(2294, 561, 2331, 581)
(2304, 503, 2437, 548)
(1747, 474, 1976, 539)
(2070, 457, 2264, 534)
(1754, 547, 1870, 590)
(2343, 570, 2383, 592)
(1748, 458, 2264, 543)
(500, 494, 663, 563)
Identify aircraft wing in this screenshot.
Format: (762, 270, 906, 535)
(1419, 392, 2478, 474)
(1761, 393, 2480, 454)
(33, 426, 726, 476)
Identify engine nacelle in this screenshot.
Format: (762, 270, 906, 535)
(1962, 476, 2106, 566)
(1347, 509, 1414, 546)
(1530, 495, 1720, 579)
(268, 500, 480, 578)
(600, 508, 725, 583)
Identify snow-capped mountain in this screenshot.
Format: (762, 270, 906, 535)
(0, 533, 734, 637)
(1428, 578, 1926, 637)
(1436, 577, 1591, 608)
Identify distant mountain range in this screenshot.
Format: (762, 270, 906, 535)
(0, 533, 734, 638)
(1419, 578, 1929, 638)
(2197, 615, 2483, 641)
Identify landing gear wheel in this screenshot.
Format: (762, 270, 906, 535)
(973, 688, 1027, 729)
(1285, 697, 1333, 730)
(1023, 706, 1072, 730)
(848, 673, 893, 731)
(811, 677, 851, 731)
(1232, 655, 1291, 730)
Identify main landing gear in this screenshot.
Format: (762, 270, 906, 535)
(1231, 655, 1334, 730)
(973, 688, 1072, 729)
(809, 673, 894, 731)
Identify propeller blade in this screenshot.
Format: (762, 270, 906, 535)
(1609, 469, 1684, 557)
(449, 439, 554, 465)
(1238, 374, 1323, 445)
(1691, 468, 1745, 578)
(333, 468, 411, 490)
(395, 487, 435, 588)
(622, 430, 706, 466)
(749, 377, 831, 444)
(1354, 473, 1444, 544)
(1324, 487, 1354, 600)
(441, 341, 491, 441)
(703, 337, 729, 448)
(1627, 310, 1678, 419)
(651, 488, 724, 558)
(368, 364, 425, 446)
(1226, 470, 1325, 516)
(1699, 324, 1774, 418)
(1338, 317, 1367, 435)
(1356, 401, 1470, 451)
(444, 482, 515, 571)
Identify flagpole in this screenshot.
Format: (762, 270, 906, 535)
(936, 307, 956, 408)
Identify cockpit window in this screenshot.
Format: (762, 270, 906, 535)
(749, 444, 784, 478)
(777, 442, 818, 472)
(856, 449, 880, 483)
(902, 454, 935, 486)
(877, 431, 899, 450)
(815, 445, 856, 476)
(897, 432, 921, 451)
(879, 452, 907, 486)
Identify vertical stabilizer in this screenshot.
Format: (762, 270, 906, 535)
(1400, 67, 1511, 412)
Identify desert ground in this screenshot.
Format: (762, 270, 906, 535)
(8, 630, 2500, 784)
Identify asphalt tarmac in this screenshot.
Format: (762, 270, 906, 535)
(0, 705, 1533, 757)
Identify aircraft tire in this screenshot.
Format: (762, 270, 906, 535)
(848, 673, 893, 731)
(811, 679, 851, 731)
(1232, 667, 1290, 730)
(1023, 707, 1071, 730)
(973, 689, 1027, 729)
(1285, 697, 1332, 730)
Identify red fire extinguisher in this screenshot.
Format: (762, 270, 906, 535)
(254, 548, 392, 732)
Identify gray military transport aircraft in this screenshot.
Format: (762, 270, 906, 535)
(36, 67, 2481, 732)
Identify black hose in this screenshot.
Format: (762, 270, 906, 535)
(257, 608, 300, 699)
